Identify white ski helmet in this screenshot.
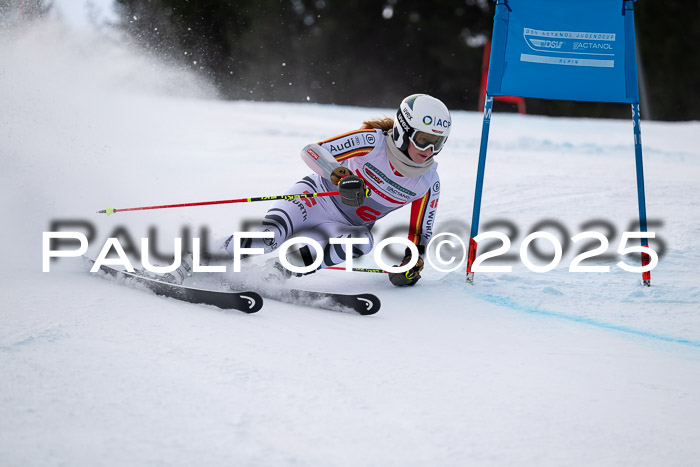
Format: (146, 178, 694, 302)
(393, 94, 451, 156)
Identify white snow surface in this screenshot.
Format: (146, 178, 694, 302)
(1, 20, 700, 467)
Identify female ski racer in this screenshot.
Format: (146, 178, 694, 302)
(172, 94, 451, 287)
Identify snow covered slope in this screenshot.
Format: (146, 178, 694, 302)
(1, 20, 700, 467)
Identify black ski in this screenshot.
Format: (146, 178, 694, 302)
(257, 287, 380, 315)
(87, 259, 263, 313)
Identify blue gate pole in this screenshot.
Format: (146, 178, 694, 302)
(466, 95, 494, 284)
(632, 103, 651, 286)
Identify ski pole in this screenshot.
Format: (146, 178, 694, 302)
(97, 191, 340, 216)
(326, 266, 388, 274)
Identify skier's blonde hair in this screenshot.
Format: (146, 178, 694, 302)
(361, 117, 394, 132)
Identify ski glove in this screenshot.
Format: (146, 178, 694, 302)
(389, 254, 424, 287)
(330, 167, 351, 185)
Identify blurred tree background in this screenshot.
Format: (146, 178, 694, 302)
(113, 0, 697, 121)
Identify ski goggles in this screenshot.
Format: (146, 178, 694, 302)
(410, 130, 447, 153)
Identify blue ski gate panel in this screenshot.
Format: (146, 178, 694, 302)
(487, 0, 639, 103)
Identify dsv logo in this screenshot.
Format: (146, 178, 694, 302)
(422, 116, 451, 128)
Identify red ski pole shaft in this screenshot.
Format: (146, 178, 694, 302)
(97, 191, 340, 216)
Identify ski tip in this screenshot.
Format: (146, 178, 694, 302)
(355, 293, 381, 315)
(238, 291, 264, 313)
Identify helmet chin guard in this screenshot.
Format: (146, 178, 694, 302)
(392, 94, 451, 156)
